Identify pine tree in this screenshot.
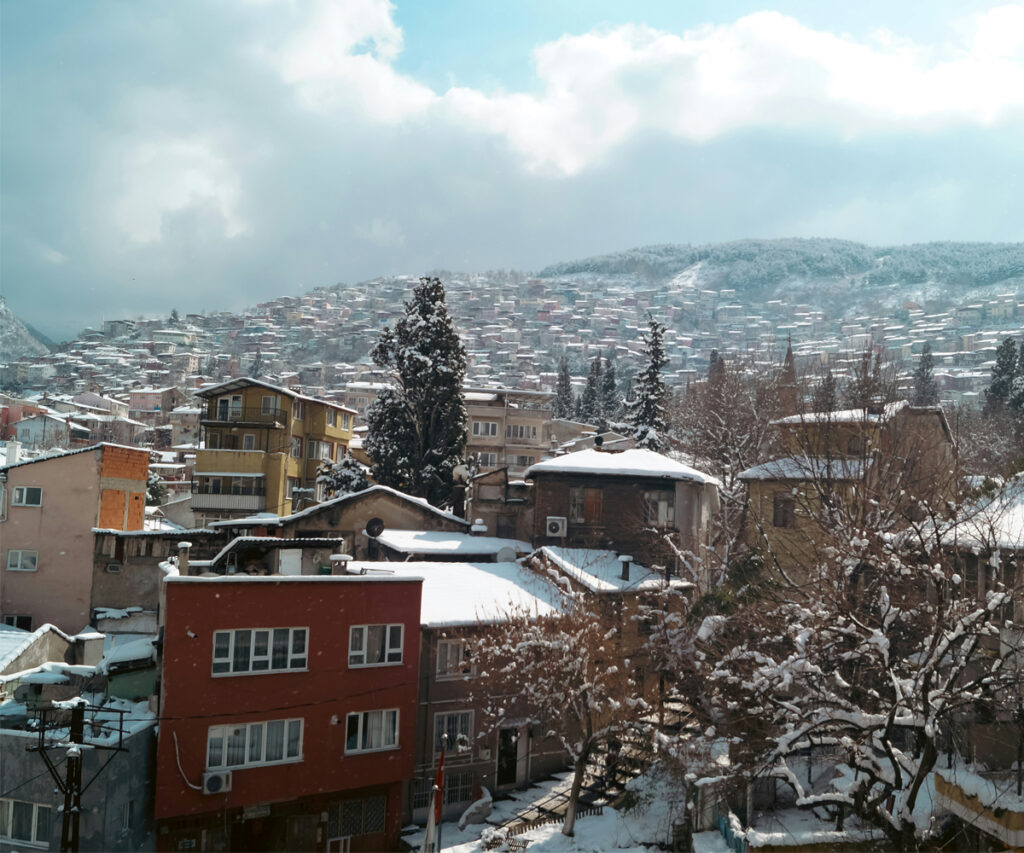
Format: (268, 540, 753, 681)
(845, 349, 885, 410)
(554, 356, 574, 419)
(249, 346, 264, 379)
(911, 342, 939, 406)
(625, 317, 668, 450)
(985, 337, 1018, 414)
(364, 277, 468, 507)
(316, 455, 370, 498)
(601, 353, 620, 424)
(1010, 340, 1024, 414)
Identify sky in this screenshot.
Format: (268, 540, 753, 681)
(2, 1, 1023, 341)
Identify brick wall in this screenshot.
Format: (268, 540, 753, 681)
(100, 445, 150, 481)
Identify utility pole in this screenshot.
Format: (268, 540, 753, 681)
(60, 703, 85, 853)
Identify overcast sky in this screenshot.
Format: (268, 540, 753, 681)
(2, 0, 1023, 340)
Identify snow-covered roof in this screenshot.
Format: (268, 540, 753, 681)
(96, 636, 157, 675)
(946, 477, 1024, 550)
(374, 561, 565, 627)
(195, 376, 356, 413)
(538, 547, 690, 593)
(0, 441, 146, 472)
(0, 623, 74, 672)
(376, 530, 531, 557)
(0, 660, 96, 686)
(525, 448, 720, 486)
(208, 484, 470, 528)
(738, 456, 867, 481)
(773, 400, 909, 426)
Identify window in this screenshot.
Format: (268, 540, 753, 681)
(207, 431, 221, 449)
(206, 718, 303, 769)
(506, 424, 537, 440)
(120, 801, 133, 833)
(773, 492, 796, 528)
(847, 434, 863, 455)
(328, 796, 386, 838)
(434, 710, 472, 754)
(413, 771, 474, 809)
(436, 640, 474, 679)
(327, 409, 337, 427)
(349, 624, 403, 666)
(7, 550, 38, 572)
(0, 798, 52, 846)
(342, 413, 352, 430)
(569, 487, 602, 524)
(290, 436, 303, 458)
(212, 628, 307, 675)
(217, 395, 242, 420)
(478, 452, 498, 467)
(345, 709, 399, 753)
(308, 440, 333, 461)
(471, 421, 498, 437)
(11, 487, 42, 507)
(511, 455, 534, 467)
(261, 395, 278, 415)
(293, 400, 305, 420)
(3, 615, 32, 631)
(642, 490, 675, 527)
(242, 434, 256, 451)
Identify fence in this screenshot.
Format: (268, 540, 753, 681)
(483, 805, 605, 850)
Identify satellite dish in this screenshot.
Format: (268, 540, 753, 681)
(496, 546, 517, 562)
(594, 435, 604, 447)
(366, 517, 385, 538)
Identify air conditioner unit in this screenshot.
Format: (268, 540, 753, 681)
(105, 563, 121, 574)
(546, 516, 567, 537)
(479, 748, 492, 761)
(202, 770, 232, 795)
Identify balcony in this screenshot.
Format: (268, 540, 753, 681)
(190, 489, 267, 512)
(201, 406, 286, 427)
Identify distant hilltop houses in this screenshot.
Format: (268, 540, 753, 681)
(0, 242, 1023, 851)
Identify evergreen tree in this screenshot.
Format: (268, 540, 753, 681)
(600, 353, 620, 423)
(1010, 340, 1024, 414)
(910, 342, 939, 406)
(985, 337, 1018, 414)
(554, 356, 574, 419)
(249, 346, 264, 379)
(845, 349, 885, 410)
(812, 369, 838, 413)
(625, 317, 668, 450)
(579, 355, 603, 426)
(169, 308, 180, 326)
(364, 277, 467, 507)
(316, 455, 370, 498)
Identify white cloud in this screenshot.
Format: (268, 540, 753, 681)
(263, 1, 1024, 174)
(113, 138, 247, 243)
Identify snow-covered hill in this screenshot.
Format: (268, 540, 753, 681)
(0, 297, 51, 361)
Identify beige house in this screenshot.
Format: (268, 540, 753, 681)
(1, 443, 150, 632)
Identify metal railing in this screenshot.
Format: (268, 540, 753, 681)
(201, 406, 286, 424)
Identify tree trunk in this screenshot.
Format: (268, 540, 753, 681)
(562, 739, 593, 837)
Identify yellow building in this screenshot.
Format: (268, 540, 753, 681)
(191, 378, 356, 524)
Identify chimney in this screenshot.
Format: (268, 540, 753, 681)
(618, 554, 632, 582)
(5, 440, 20, 465)
(471, 518, 488, 536)
(177, 541, 192, 575)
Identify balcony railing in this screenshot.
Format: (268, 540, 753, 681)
(201, 406, 286, 426)
(190, 492, 267, 511)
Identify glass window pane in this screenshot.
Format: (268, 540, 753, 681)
(265, 721, 284, 762)
(287, 720, 302, 757)
(0, 800, 9, 838)
(387, 625, 402, 661)
(272, 629, 289, 669)
(248, 723, 263, 763)
(346, 714, 359, 751)
(341, 800, 362, 836)
(366, 625, 385, 664)
(233, 630, 251, 672)
(365, 796, 386, 833)
(213, 632, 230, 660)
(11, 802, 32, 841)
(386, 710, 398, 746)
(207, 730, 224, 768)
(349, 626, 364, 664)
(364, 710, 381, 749)
(292, 629, 307, 656)
(226, 726, 247, 766)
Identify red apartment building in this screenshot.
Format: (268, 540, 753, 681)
(155, 573, 423, 852)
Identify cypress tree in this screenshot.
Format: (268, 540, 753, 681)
(625, 317, 668, 451)
(911, 342, 939, 407)
(365, 277, 467, 507)
(985, 337, 1018, 414)
(813, 369, 838, 413)
(554, 356, 574, 419)
(601, 353, 620, 423)
(579, 355, 603, 426)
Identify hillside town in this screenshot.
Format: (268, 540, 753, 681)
(1, 267, 1024, 853)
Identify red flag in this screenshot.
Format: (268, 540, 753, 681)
(434, 742, 446, 826)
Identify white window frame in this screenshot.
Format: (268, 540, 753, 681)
(11, 486, 42, 507)
(348, 624, 403, 667)
(342, 413, 351, 430)
(212, 627, 308, 676)
(293, 400, 305, 420)
(261, 395, 278, 415)
(206, 718, 304, 769)
(0, 797, 52, 847)
(436, 640, 474, 680)
(471, 421, 498, 437)
(478, 452, 498, 467)
(242, 433, 256, 451)
(327, 409, 337, 427)
(642, 489, 676, 527)
(345, 709, 399, 754)
(6, 550, 38, 572)
(290, 437, 303, 458)
(433, 710, 472, 756)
